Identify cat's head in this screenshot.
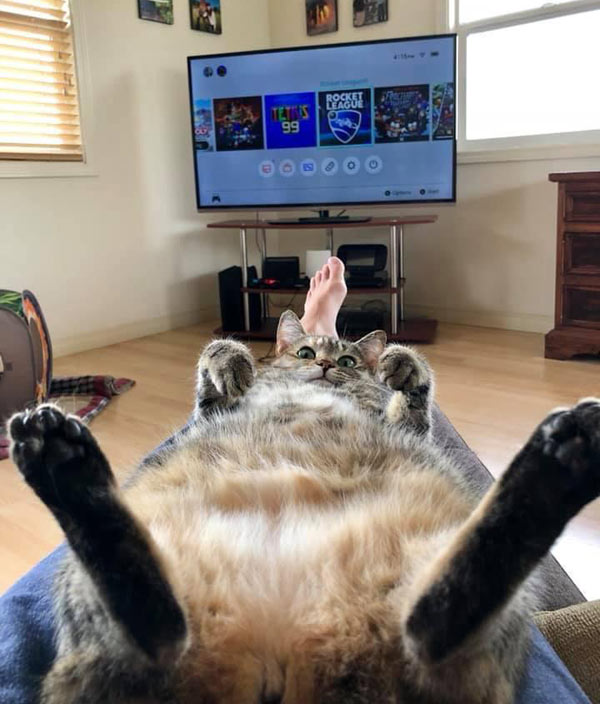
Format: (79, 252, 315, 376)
(273, 310, 386, 384)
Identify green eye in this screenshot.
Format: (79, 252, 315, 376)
(337, 356, 356, 368)
(297, 346, 316, 360)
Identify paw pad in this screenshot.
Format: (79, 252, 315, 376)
(377, 345, 432, 394)
(535, 398, 600, 502)
(201, 340, 256, 399)
(8, 405, 111, 504)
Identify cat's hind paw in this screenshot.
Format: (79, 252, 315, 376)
(8, 405, 114, 510)
(534, 398, 600, 506)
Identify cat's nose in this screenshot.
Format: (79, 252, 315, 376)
(316, 359, 334, 370)
(261, 695, 282, 704)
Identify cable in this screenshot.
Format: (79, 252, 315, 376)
(256, 233, 264, 262)
(257, 341, 276, 363)
(361, 299, 386, 312)
(266, 293, 298, 310)
(254, 212, 267, 264)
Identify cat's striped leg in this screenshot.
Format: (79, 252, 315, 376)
(8, 406, 188, 665)
(142, 339, 256, 469)
(194, 338, 256, 420)
(405, 398, 600, 665)
(378, 344, 434, 436)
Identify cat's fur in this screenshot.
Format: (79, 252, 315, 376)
(8, 310, 600, 704)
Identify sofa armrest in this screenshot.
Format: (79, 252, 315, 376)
(535, 601, 600, 703)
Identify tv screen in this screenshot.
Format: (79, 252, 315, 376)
(187, 34, 456, 210)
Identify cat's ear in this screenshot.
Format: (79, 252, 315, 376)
(276, 310, 307, 356)
(355, 330, 387, 368)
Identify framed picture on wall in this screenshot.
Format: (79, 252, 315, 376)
(306, 0, 338, 36)
(353, 0, 388, 27)
(138, 0, 173, 24)
(190, 0, 223, 34)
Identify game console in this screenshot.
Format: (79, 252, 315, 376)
(253, 277, 310, 289)
(262, 256, 300, 286)
(257, 257, 309, 288)
(336, 244, 388, 288)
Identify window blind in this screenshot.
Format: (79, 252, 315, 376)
(0, 0, 83, 161)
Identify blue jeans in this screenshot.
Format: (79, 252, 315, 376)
(0, 545, 589, 704)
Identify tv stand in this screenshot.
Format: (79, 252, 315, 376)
(268, 210, 372, 225)
(207, 215, 439, 343)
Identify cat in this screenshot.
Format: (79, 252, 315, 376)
(8, 309, 600, 704)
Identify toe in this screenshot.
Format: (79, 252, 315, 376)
(328, 256, 345, 279)
(575, 397, 600, 421)
(574, 398, 600, 449)
(37, 406, 61, 432)
(64, 417, 84, 441)
(323, 263, 331, 280)
(12, 439, 42, 471)
(8, 413, 28, 442)
(23, 410, 43, 434)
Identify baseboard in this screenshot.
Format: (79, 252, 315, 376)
(405, 304, 553, 334)
(52, 304, 552, 357)
(53, 305, 219, 358)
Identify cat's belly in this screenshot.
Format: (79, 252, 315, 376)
(126, 378, 471, 527)
(140, 473, 472, 667)
(121, 383, 475, 664)
(127, 445, 472, 592)
(123, 379, 473, 630)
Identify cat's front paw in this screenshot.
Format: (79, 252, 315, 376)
(201, 340, 256, 400)
(8, 405, 114, 509)
(377, 345, 432, 394)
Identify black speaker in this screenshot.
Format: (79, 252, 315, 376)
(218, 266, 262, 332)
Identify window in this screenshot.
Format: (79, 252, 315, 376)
(0, 0, 83, 161)
(449, 0, 600, 158)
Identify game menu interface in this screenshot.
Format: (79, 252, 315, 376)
(188, 36, 455, 208)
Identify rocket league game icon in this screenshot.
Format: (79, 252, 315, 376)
(319, 89, 372, 147)
(327, 110, 361, 144)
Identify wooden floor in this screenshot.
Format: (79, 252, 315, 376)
(1, 322, 599, 599)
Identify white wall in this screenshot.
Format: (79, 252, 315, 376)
(2, 0, 599, 357)
(0, 0, 272, 356)
(268, 0, 600, 333)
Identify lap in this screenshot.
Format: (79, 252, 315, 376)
(0, 547, 589, 703)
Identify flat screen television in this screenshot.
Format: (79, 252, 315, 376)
(187, 34, 456, 212)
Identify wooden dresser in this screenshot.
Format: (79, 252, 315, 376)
(545, 172, 600, 360)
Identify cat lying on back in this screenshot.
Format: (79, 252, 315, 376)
(8, 310, 600, 704)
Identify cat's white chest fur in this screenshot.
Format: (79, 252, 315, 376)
(245, 379, 361, 427)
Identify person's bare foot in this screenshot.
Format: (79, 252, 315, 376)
(300, 256, 347, 337)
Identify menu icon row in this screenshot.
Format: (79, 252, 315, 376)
(258, 155, 383, 178)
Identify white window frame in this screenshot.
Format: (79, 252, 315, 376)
(0, 0, 97, 179)
(439, 0, 600, 163)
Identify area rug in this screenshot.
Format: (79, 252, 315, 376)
(0, 375, 135, 461)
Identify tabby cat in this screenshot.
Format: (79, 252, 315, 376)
(8, 310, 600, 704)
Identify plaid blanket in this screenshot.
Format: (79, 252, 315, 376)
(0, 375, 135, 461)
